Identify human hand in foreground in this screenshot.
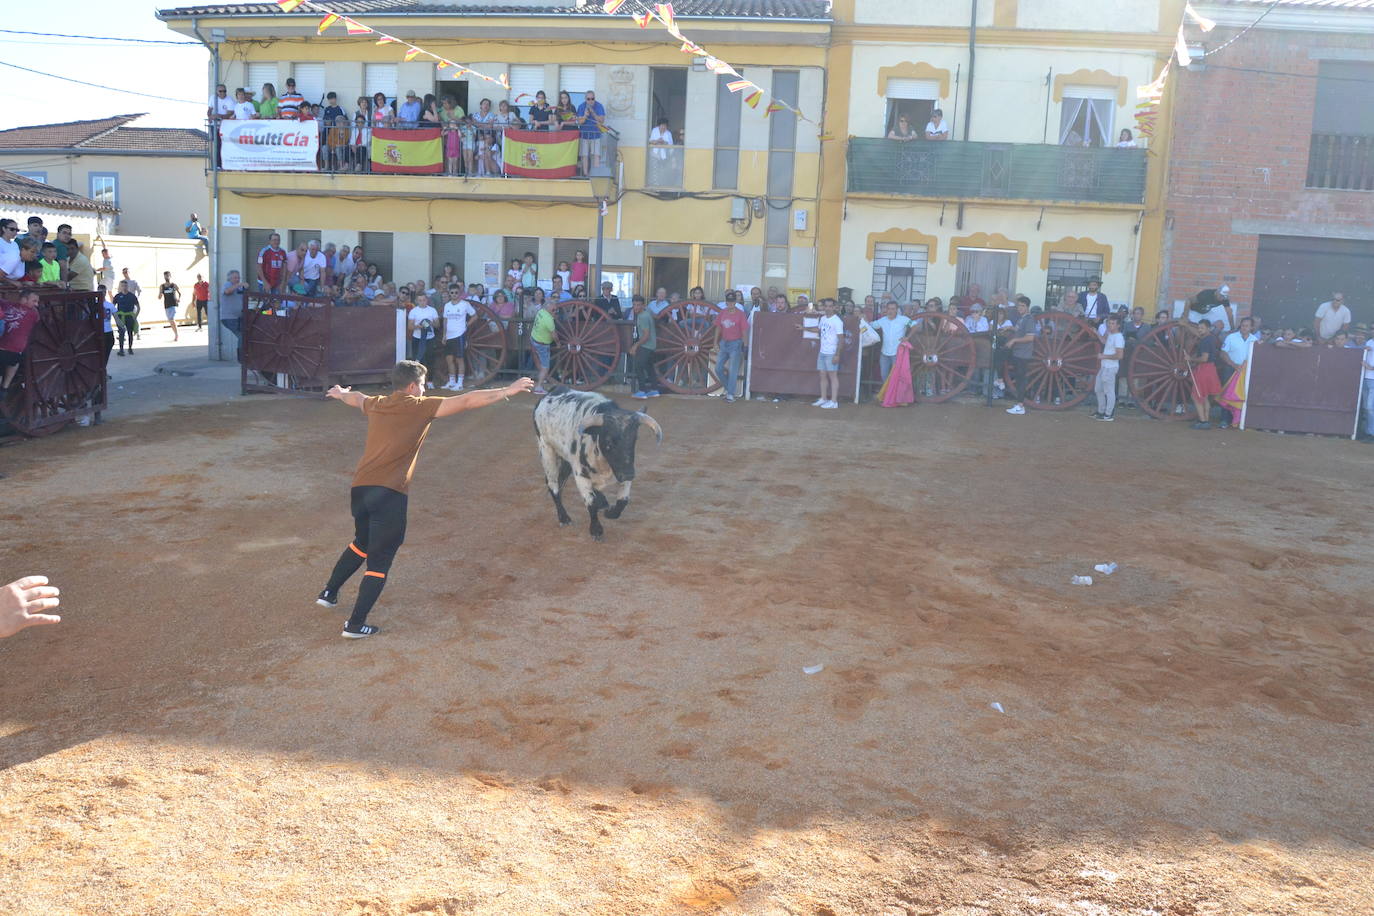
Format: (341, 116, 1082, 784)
(505, 378, 536, 396)
(0, 576, 61, 638)
(326, 385, 352, 400)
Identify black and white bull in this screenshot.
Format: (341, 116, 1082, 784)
(533, 386, 663, 541)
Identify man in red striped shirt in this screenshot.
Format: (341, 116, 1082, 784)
(713, 290, 749, 403)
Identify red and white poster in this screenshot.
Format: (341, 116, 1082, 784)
(220, 120, 320, 171)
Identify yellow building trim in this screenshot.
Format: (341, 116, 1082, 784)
(866, 229, 938, 262)
(876, 62, 951, 100)
(948, 232, 1028, 268)
(815, 38, 853, 294)
(1132, 55, 1176, 310)
(1052, 69, 1129, 107)
(231, 41, 827, 68)
(832, 25, 1175, 52)
(844, 191, 1145, 213)
(1040, 236, 1113, 273)
(1159, 0, 1188, 35)
(994, 0, 1019, 28)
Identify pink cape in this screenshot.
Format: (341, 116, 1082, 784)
(879, 340, 915, 407)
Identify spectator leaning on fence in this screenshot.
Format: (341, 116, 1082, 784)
(0, 218, 20, 280)
(871, 300, 913, 384)
(1314, 292, 1351, 342)
(0, 289, 41, 391)
(577, 90, 607, 175)
(257, 232, 286, 293)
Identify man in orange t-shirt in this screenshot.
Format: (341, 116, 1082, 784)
(191, 274, 210, 331)
(318, 360, 534, 638)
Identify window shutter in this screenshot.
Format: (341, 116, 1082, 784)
(245, 62, 277, 95)
(885, 78, 939, 101)
(508, 65, 545, 113)
(430, 235, 466, 281)
(292, 63, 326, 107)
(559, 65, 596, 108)
(365, 64, 398, 103)
(360, 231, 394, 283)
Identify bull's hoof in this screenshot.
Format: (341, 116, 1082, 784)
(591, 532, 605, 542)
(558, 518, 572, 527)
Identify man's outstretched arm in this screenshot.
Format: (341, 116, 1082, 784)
(435, 377, 534, 417)
(327, 385, 367, 411)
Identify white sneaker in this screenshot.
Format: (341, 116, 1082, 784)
(820, 400, 839, 409)
(456, 378, 465, 389)
(812, 398, 826, 406)
(425, 381, 434, 389)
(1006, 404, 1026, 415)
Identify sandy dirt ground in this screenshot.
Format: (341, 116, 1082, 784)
(0, 391, 1371, 916)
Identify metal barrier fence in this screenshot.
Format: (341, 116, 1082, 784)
(0, 290, 107, 437)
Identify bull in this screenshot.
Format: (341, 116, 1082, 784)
(533, 386, 663, 541)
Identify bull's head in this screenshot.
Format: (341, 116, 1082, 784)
(578, 410, 663, 484)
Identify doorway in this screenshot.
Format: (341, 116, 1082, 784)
(955, 248, 1016, 304)
(648, 257, 690, 300)
(885, 98, 934, 137)
(435, 79, 470, 115)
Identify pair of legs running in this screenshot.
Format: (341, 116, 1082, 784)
(319, 485, 407, 638)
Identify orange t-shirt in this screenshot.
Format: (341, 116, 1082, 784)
(351, 392, 444, 493)
(193, 280, 210, 301)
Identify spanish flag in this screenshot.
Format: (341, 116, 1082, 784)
(502, 129, 579, 179)
(370, 127, 443, 174)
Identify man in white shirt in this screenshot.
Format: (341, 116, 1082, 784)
(232, 87, 256, 122)
(1314, 292, 1351, 341)
(1363, 336, 1374, 440)
(0, 218, 21, 280)
(963, 302, 992, 395)
(924, 108, 950, 140)
(808, 297, 846, 409)
(870, 300, 913, 382)
(301, 240, 327, 297)
(1219, 317, 1259, 387)
(1092, 315, 1125, 421)
(649, 286, 672, 318)
(441, 291, 477, 390)
(408, 292, 440, 387)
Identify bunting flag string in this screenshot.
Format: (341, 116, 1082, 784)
(275, 0, 509, 90)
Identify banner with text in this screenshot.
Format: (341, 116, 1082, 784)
(220, 120, 320, 171)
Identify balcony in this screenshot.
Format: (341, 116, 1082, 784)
(1307, 133, 1374, 191)
(644, 144, 685, 190)
(846, 137, 1148, 206)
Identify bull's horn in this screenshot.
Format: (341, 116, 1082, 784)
(635, 411, 663, 444)
(578, 414, 605, 436)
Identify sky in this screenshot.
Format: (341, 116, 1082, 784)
(0, 2, 210, 131)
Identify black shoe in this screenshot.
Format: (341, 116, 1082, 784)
(1090, 412, 1103, 420)
(316, 589, 338, 608)
(1190, 421, 1211, 430)
(117, 350, 124, 356)
(1101, 413, 1115, 422)
(342, 622, 379, 639)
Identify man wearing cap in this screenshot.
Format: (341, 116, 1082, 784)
(1189, 285, 1235, 331)
(964, 301, 992, 395)
(713, 291, 749, 402)
(593, 280, 622, 319)
(1078, 277, 1109, 324)
(397, 90, 422, 127)
(1314, 292, 1352, 342)
(278, 78, 304, 119)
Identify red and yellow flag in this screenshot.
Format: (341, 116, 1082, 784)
(743, 90, 762, 109)
(603, 0, 628, 12)
(765, 100, 787, 116)
(318, 13, 340, 34)
(276, 0, 304, 11)
(370, 127, 443, 175)
(502, 129, 579, 179)
(344, 18, 372, 35)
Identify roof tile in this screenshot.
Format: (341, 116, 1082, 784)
(0, 116, 207, 154)
(158, 1, 830, 19)
(0, 170, 117, 214)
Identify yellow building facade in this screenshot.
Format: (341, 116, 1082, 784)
(819, 0, 1182, 311)
(158, 1, 830, 358)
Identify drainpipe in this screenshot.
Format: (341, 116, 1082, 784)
(957, 0, 977, 231)
(191, 16, 224, 360)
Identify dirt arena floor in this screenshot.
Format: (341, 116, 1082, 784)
(1, 390, 1371, 915)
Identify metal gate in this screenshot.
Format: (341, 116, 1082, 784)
(1, 290, 107, 437)
(1253, 235, 1374, 330)
(240, 294, 399, 394)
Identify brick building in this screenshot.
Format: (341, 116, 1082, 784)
(1163, 0, 1374, 328)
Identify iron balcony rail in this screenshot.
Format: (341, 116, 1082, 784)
(847, 137, 1148, 205)
(1307, 133, 1374, 191)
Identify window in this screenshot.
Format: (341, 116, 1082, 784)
(1308, 61, 1374, 191)
(89, 172, 118, 225)
(503, 236, 539, 280)
(292, 63, 326, 107)
(554, 238, 589, 289)
(765, 71, 799, 251)
(764, 246, 788, 292)
(701, 245, 731, 302)
(871, 242, 928, 305)
(431, 234, 466, 284)
(365, 64, 398, 104)
(246, 62, 277, 96)
(1059, 88, 1114, 147)
(1044, 252, 1103, 309)
(14, 170, 46, 183)
(508, 65, 544, 114)
(359, 231, 394, 282)
(244, 228, 276, 287)
(288, 229, 319, 251)
(647, 68, 687, 189)
(713, 75, 741, 189)
(884, 77, 939, 137)
(559, 65, 596, 111)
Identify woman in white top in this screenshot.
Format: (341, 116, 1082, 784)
(370, 92, 393, 128)
(1115, 128, 1138, 149)
(649, 117, 674, 159)
(471, 98, 498, 176)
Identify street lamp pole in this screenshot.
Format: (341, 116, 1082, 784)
(588, 174, 614, 300)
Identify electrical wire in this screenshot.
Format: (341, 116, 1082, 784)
(0, 60, 203, 106)
(1195, 0, 1283, 59)
(0, 28, 200, 46)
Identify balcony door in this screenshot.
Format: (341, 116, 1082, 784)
(955, 248, 1016, 306)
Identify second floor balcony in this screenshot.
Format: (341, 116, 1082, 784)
(846, 137, 1148, 206)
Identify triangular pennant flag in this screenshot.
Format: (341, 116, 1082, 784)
(276, 0, 304, 10)
(1184, 2, 1216, 32)
(679, 40, 704, 55)
(765, 100, 787, 116)
(344, 18, 373, 35)
(376, 34, 401, 45)
(725, 79, 752, 93)
(634, 11, 652, 27)
(318, 13, 340, 34)
(403, 47, 423, 61)
(656, 2, 676, 29)
(705, 59, 738, 77)
(1175, 28, 1191, 67)
(744, 90, 762, 109)
(603, 0, 628, 12)
(500, 74, 511, 90)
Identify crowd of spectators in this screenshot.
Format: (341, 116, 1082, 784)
(210, 79, 612, 177)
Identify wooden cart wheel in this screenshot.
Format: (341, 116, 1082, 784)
(1, 294, 105, 436)
(907, 312, 975, 402)
(462, 302, 509, 387)
(242, 305, 328, 387)
(653, 299, 723, 395)
(1128, 321, 1200, 419)
(1001, 310, 1102, 410)
(546, 299, 621, 391)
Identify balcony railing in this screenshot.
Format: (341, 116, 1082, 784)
(847, 137, 1148, 205)
(1307, 133, 1374, 191)
(645, 144, 684, 189)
